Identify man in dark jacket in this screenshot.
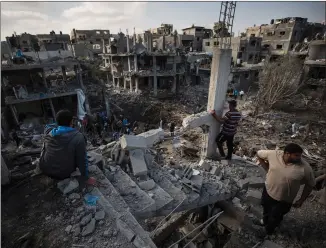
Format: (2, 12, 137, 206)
(39, 110, 94, 185)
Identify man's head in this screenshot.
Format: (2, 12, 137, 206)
(283, 143, 303, 164)
(56, 109, 73, 127)
(228, 100, 237, 110)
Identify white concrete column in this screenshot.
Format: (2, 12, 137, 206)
(112, 77, 116, 87)
(134, 55, 138, 72)
(126, 33, 131, 70)
(206, 48, 232, 158)
(130, 78, 133, 92)
(135, 77, 139, 92)
(116, 78, 120, 88)
(124, 77, 127, 89)
(153, 56, 157, 96)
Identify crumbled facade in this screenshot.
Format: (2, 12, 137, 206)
(100, 31, 186, 96)
(182, 26, 213, 52)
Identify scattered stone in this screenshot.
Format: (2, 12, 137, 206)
(88, 237, 94, 243)
(95, 210, 105, 220)
(80, 213, 92, 226)
(77, 206, 84, 213)
(246, 189, 262, 205)
(199, 159, 211, 171)
(69, 193, 81, 200)
(113, 230, 118, 236)
(210, 166, 220, 175)
(45, 216, 51, 221)
(73, 225, 81, 236)
(103, 230, 111, 237)
(99, 220, 104, 225)
(71, 169, 81, 177)
(82, 218, 96, 236)
(65, 225, 73, 234)
(57, 179, 79, 195)
(138, 179, 156, 191)
(237, 179, 250, 190)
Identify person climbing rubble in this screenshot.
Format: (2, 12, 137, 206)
(39, 109, 95, 186)
(256, 143, 316, 238)
(210, 100, 242, 160)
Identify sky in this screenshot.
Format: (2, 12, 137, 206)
(1, 1, 325, 40)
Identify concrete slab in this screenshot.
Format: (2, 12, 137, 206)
(137, 129, 164, 147)
(109, 168, 156, 215)
(138, 179, 156, 191)
(147, 184, 173, 212)
(130, 149, 148, 177)
(121, 135, 147, 150)
(210, 166, 220, 175)
(182, 112, 213, 129)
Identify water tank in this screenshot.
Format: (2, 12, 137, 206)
(270, 19, 274, 25)
(308, 41, 326, 60)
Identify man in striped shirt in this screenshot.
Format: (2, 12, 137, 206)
(210, 100, 242, 160)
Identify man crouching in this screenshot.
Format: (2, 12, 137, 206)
(39, 109, 95, 187)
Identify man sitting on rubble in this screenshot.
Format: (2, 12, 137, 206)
(210, 100, 241, 160)
(39, 109, 95, 186)
(256, 143, 315, 237)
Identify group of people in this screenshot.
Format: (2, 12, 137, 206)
(227, 88, 245, 100)
(209, 99, 322, 239)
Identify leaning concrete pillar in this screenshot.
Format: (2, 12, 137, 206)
(206, 48, 232, 158)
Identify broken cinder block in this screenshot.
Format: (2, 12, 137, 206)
(137, 128, 164, 147)
(138, 179, 156, 191)
(210, 166, 220, 175)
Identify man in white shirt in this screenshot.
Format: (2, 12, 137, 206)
(256, 143, 315, 237)
(239, 90, 244, 100)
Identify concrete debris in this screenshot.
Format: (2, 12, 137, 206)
(116, 219, 136, 242)
(246, 190, 262, 205)
(247, 176, 265, 188)
(130, 149, 148, 177)
(199, 159, 211, 171)
(70, 169, 81, 177)
(81, 218, 96, 236)
(80, 213, 92, 226)
(210, 166, 220, 175)
(95, 210, 105, 220)
(69, 193, 81, 200)
(65, 225, 73, 234)
(137, 128, 164, 147)
(57, 178, 79, 195)
(73, 225, 81, 236)
(121, 135, 148, 150)
(182, 111, 212, 129)
(138, 179, 156, 191)
(237, 179, 250, 190)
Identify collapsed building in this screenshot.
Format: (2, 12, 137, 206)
(245, 17, 325, 58)
(100, 31, 186, 96)
(1, 58, 89, 135)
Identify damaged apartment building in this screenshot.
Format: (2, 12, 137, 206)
(202, 36, 263, 91)
(70, 29, 111, 57)
(1, 56, 89, 134)
(245, 17, 325, 59)
(100, 30, 186, 96)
